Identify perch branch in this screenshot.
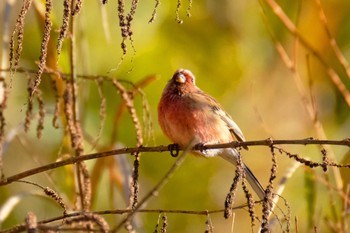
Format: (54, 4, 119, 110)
(0, 138, 349, 187)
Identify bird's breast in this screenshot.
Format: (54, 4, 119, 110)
(158, 94, 232, 147)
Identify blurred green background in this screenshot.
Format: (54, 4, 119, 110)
(1, 0, 350, 232)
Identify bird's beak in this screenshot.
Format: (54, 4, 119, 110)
(175, 74, 186, 84)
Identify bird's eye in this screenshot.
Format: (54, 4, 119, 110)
(190, 77, 194, 84)
(175, 73, 186, 84)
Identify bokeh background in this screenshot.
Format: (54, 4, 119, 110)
(1, 0, 350, 232)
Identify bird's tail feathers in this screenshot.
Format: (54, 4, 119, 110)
(219, 149, 265, 200)
(244, 164, 265, 200)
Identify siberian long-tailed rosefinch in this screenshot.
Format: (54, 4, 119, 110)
(158, 69, 265, 199)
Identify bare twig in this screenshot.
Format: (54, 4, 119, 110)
(314, 0, 350, 79)
(113, 142, 193, 232)
(15, 180, 69, 215)
(111, 79, 143, 146)
(110, 74, 157, 145)
(111, 79, 143, 213)
(260, 0, 345, 190)
(1, 138, 350, 187)
(1, 203, 261, 233)
(89, 78, 106, 150)
(263, 0, 350, 108)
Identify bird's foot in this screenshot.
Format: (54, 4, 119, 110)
(168, 143, 180, 157)
(194, 143, 206, 153)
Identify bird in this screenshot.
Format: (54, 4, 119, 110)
(158, 68, 265, 200)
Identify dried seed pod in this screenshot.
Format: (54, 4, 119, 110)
(32, 0, 52, 97)
(57, 0, 71, 58)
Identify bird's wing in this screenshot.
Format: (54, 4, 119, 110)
(213, 106, 246, 143)
(190, 90, 246, 143)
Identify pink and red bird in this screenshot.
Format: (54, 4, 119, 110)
(158, 69, 265, 200)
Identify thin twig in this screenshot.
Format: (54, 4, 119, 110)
(264, 0, 350, 108)
(0, 203, 261, 233)
(314, 0, 350, 79)
(260, 0, 345, 190)
(1, 138, 350, 187)
(112, 142, 194, 232)
(112, 79, 143, 146)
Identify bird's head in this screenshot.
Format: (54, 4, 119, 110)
(167, 69, 198, 96)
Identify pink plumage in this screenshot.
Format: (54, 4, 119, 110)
(158, 69, 265, 199)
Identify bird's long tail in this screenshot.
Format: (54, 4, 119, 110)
(219, 148, 265, 200)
